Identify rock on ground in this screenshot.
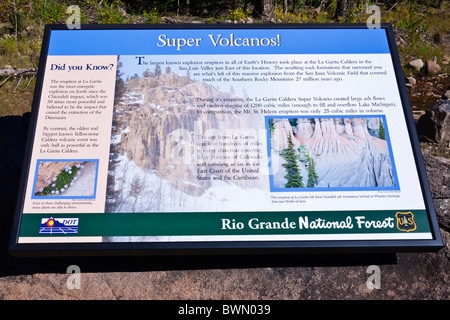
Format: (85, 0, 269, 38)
(423, 152, 450, 232)
(408, 58, 424, 71)
(425, 56, 442, 75)
(417, 98, 450, 144)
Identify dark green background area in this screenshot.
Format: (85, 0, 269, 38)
(19, 210, 432, 238)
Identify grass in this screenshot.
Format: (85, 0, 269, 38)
(384, 2, 449, 69)
(0, 78, 37, 116)
(227, 7, 252, 22)
(0, 26, 42, 117)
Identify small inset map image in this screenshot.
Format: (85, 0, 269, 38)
(33, 160, 98, 199)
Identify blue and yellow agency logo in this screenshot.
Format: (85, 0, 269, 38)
(395, 212, 417, 232)
(39, 217, 79, 235)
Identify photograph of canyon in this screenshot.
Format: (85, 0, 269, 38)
(268, 116, 398, 190)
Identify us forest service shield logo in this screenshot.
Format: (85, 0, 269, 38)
(395, 212, 417, 232)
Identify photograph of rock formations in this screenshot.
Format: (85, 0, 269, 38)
(105, 57, 264, 214)
(268, 116, 398, 190)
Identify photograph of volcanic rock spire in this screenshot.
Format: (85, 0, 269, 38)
(268, 116, 399, 191)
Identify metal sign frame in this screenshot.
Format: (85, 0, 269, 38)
(9, 23, 443, 257)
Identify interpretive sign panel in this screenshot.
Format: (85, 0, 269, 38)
(10, 24, 442, 256)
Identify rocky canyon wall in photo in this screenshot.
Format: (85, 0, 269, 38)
(105, 66, 264, 213)
(269, 116, 396, 190)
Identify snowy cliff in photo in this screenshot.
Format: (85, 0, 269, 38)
(105, 64, 265, 214)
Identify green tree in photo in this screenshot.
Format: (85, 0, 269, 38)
(379, 119, 386, 140)
(114, 60, 126, 104)
(269, 120, 275, 136)
(297, 144, 307, 162)
(297, 144, 319, 188)
(306, 153, 319, 188)
(154, 64, 162, 77)
(280, 134, 304, 188)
